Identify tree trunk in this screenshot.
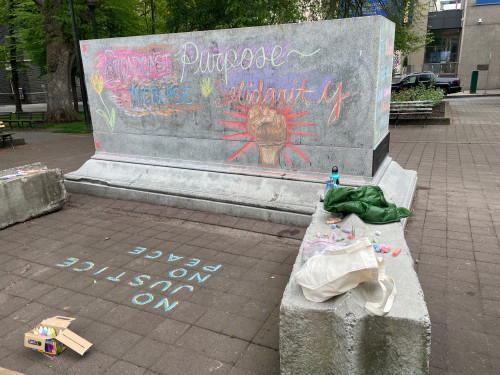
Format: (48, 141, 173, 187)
(144, 2, 149, 32)
(35, 0, 80, 123)
(9, 48, 23, 114)
(45, 40, 81, 122)
(71, 66, 78, 112)
(8, 0, 22, 113)
(70, 55, 79, 112)
(151, 0, 155, 34)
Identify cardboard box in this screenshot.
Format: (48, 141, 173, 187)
(0, 367, 25, 375)
(24, 316, 92, 356)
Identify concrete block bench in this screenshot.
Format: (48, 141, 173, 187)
(280, 167, 430, 375)
(0, 163, 66, 229)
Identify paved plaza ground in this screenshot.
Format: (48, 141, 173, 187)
(1, 96, 500, 374)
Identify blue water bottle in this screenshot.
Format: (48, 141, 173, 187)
(324, 166, 340, 198)
(331, 166, 340, 188)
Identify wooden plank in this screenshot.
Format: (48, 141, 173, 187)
(389, 100, 434, 116)
(390, 104, 433, 108)
(390, 109, 433, 112)
(391, 104, 433, 106)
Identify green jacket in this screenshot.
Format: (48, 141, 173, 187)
(324, 185, 411, 224)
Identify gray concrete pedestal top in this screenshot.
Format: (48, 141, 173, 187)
(280, 203, 430, 375)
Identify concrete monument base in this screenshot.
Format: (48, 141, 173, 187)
(64, 155, 414, 227)
(279, 169, 429, 375)
(0, 163, 66, 229)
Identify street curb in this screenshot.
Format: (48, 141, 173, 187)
(389, 118, 450, 126)
(446, 93, 500, 99)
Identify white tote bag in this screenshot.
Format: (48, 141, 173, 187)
(295, 237, 396, 316)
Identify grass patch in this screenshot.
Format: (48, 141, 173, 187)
(11, 111, 93, 134)
(45, 111, 92, 134)
(45, 120, 92, 134)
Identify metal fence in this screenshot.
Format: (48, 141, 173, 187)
(406, 63, 459, 76)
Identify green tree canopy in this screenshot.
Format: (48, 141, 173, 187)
(162, 0, 305, 33)
(2, 0, 146, 122)
(305, 0, 432, 55)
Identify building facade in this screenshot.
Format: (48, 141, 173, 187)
(0, 26, 47, 106)
(407, 0, 499, 91)
(0, 26, 82, 107)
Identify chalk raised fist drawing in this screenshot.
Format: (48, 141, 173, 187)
(246, 105, 287, 167)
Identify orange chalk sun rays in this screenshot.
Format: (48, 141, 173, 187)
(217, 102, 318, 167)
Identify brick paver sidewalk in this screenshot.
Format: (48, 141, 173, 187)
(0, 193, 304, 374)
(0, 130, 94, 174)
(390, 97, 500, 375)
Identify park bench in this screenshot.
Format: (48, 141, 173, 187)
(0, 123, 14, 148)
(0, 112, 23, 130)
(0, 112, 46, 130)
(16, 111, 46, 129)
(390, 100, 433, 128)
(15, 113, 34, 129)
(28, 111, 46, 128)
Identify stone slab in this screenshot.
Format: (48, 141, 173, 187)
(79, 16, 394, 177)
(280, 174, 429, 374)
(0, 163, 66, 229)
(65, 156, 411, 227)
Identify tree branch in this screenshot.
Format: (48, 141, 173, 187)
(32, 0, 44, 7)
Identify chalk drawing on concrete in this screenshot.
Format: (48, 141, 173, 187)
(374, 33, 393, 145)
(286, 49, 320, 59)
(219, 103, 318, 168)
(201, 77, 212, 97)
(92, 72, 116, 132)
(93, 45, 201, 117)
(176, 41, 320, 84)
(55, 246, 222, 314)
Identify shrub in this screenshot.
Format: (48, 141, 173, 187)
(391, 80, 444, 106)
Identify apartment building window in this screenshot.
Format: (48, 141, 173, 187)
(425, 28, 460, 63)
(430, 0, 461, 11)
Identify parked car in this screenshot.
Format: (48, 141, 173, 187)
(391, 72, 462, 95)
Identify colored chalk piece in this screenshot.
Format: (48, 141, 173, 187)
(327, 217, 341, 224)
(331, 224, 337, 229)
(393, 248, 402, 257)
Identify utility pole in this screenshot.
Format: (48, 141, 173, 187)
(69, 0, 92, 131)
